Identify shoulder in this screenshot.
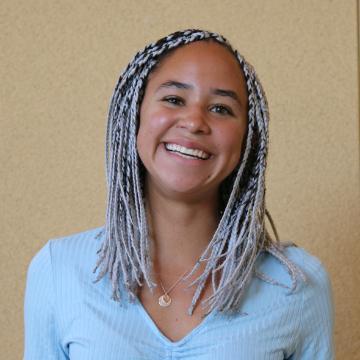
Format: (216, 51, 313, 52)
(48, 226, 104, 260)
(284, 244, 329, 274)
(27, 226, 105, 286)
(283, 245, 332, 301)
(240, 244, 333, 316)
(255, 244, 332, 292)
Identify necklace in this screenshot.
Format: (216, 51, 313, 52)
(158, 264, 199, 307)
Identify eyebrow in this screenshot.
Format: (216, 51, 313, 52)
(156, 80, 243, 106)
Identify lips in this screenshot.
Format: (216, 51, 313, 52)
(164, 142, 211, 160)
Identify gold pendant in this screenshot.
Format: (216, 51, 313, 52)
(158, 294, 171, 307)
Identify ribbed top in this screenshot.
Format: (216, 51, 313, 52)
(24, 227, 334, 359)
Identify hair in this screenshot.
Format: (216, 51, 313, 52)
(93, 29, 306, 316)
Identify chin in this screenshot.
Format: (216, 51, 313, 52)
(155, 177, 216, 200)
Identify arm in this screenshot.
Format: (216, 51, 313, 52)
(23, 241, 68, 359)
(292, 259, 335, 359)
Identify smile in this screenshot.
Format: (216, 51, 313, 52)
(164, 143, 211, 160)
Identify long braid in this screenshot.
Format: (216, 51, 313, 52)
(93, 29, 305, 314)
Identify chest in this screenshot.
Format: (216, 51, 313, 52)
(59, 268, 301, 359)
(62, 295, 298, 360)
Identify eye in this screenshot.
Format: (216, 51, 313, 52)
(162, 96, 184, 106)
(210, 104, 234, 116)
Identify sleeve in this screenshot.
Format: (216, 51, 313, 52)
(23, 241, 68, 360)
(292, 259, 335, 359)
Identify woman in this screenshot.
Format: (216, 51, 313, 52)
(24, 29, 334, 359)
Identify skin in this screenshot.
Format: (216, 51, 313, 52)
(136, 40, 249, 341)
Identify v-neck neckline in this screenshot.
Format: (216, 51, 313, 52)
(134, 295, 216, 347)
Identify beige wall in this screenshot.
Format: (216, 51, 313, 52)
(1, 0, 359, 358)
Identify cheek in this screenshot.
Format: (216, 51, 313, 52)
(137, 109, 174, 155)
(219, 123, 247, 158)
(139, 109, 174, 139)
(136, 128, 147, 156)
(224, 132, 246, 179)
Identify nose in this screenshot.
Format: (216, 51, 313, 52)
(176, 106, 210, 134)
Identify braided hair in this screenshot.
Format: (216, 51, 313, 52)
(93, 29, 305, 315)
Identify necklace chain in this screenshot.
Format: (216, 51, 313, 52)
(159, 268, 190, 295)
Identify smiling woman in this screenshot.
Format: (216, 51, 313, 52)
(24, 29, 334, 359)
(137, 41, 247, 201)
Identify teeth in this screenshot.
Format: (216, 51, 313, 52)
(165, 143, 210, 160)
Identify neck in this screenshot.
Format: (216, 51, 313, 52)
(145, 185, 220, 277)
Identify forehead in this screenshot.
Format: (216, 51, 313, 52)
(147, 41, 248, 97)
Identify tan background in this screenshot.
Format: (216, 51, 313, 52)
(1, 0, 359, 358)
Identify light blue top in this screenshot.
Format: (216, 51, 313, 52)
(24, 227, 334, 359)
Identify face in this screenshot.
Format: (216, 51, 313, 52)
(137, 40, 248, 201)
